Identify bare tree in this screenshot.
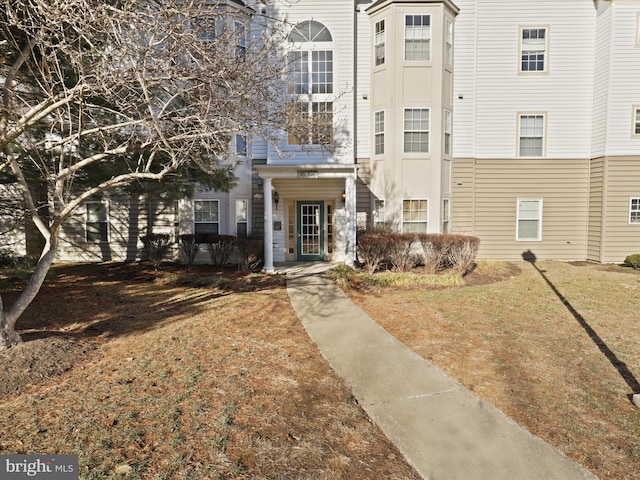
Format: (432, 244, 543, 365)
(0, 0, 292, 349)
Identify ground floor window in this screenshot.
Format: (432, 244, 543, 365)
(373, 199, 385, 228)
(442, 198, 450, 233)
(517, 198, 543, 240)
(630, 197, 640, 224)
(402, 199, 428, 233)
(236, 199, 248, 237)
(194, 200, 219, 234)
(86, 201, 108, 242)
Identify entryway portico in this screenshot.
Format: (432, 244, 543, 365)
(257, 164, 358, 272)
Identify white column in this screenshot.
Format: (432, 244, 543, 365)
(345, 173, 357, 267)
(262, 177, 275, 273)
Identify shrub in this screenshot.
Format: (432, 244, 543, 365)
(446, 235, 480, 275)
(624, 254, 640, 270)
(236, 238, 263, 275)
(387, 233, 417, 272)
(357, 234, 392, 273)
(179, 234, 200, 272)
(140, 233, 173, 271)
(0, 249, 19, 268)
(416, 234, 448, 273)
(206, 234, 236, 268)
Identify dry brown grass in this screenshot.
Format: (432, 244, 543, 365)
(0, 262, 420, 479)
(346, 260, 640, 480)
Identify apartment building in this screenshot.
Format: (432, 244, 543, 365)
(13, 0, 637, 266)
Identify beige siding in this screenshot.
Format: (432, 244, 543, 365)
(454, 158, 590, 261)
(600, 156, 640, 263)
(587, 157, 604, 261)
(451, 157, 476, 234)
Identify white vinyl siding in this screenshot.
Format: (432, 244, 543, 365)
(374, 110, 385, 155)
(404, 108, 429, 153)
(518, 114, 545, 157)
(517, 198, 543, 241)
(86, 202, 108, 242)
(375, 19, 385, 66)
(630, 197, 640, 224)
(405, 14, 430, 61)
(403, 199, 428, 233)
(520, 27, 548, 73)
(194, 200, 219, 235)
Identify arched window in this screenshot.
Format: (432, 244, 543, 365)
(287, 21, 334, 145)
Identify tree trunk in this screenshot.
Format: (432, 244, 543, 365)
(0, 236, 58, 350)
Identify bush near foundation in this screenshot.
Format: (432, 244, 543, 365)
(357, 234, 393, 274)
(235, 237, 263, 274)
(140, 233, 173, 271)
(206, 234, 236, 268)
(179, 234, 200, 272)
(624, 253, 640, 270)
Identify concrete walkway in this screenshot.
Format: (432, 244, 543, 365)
(281, 262, 599, 480)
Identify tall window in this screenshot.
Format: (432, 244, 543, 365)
(405, 15, 430, 61)
(520, 27, 547, 72)
(373, 199, 385, 227)
(235, 20, 246, 58)
(519, 114, 545, 157)
(86, 202, 108, 242)
(630, 198, 640, 224)
(633, 106, 640, 136)
(444, 109, 452, 156)
(375, 20, 386, 66)
(236, 199, 248, 237)
(442, 198, 451, 234)
(287, 21, 334, 145)
(194, 200, 219, 235)
(445, 18, 453, 67)
(404, 108, 429, 153)
(403, 199, 428, 233)
(374, 110, 385, 155)
(517, 199, 543, 241)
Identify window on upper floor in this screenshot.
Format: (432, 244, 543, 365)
(404, 108, 429, 153)
(375, 19, 386, 66)
(374, 110, 385, 155)
(518, 114, 545, 157)
(194, 200, 219, 235)
(520, 27, 548, 73)
(445, 18, 453, 67)
(633, 106, 640, 137)
(86, 201, 108, 242)
(235, 134, 247, 155)
(444, 109, 452, 156)
(517, 198, 543, 241)
(235, 20, 247, 59)
(630, 198, 640, 224)
(403, 199, 428, 233)
(405, 15, 430, 61)
(287, 21, 334, 146)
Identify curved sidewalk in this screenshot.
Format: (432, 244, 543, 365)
(282, 263, 598, 480)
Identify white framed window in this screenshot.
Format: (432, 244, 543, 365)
(445, 18, 453, 67)
(520, 27, 548, 73)
(444, 109, 452, 156)
(373, 198, 385, 227)
(235, 134, 247, 155)
(630, 198, 640, 224)
(442, 198, 450, 234)
(404, 108, 429, 153)
(86, 201, 108, 242)
(636, 13, 640, 47)
(375, 19, 386, 66)
(403, 199, 428, 233)
(194, 200, 219, 235)
(236, 199, 249, 237)
(633, 106, 640, 137)
(405, 14, 431, 61)
(196, 15, 217, 42)
(234, 20, 247, 58)
(518, 113, 545, 157)
(287, 21, 334, 146)
(374, 110, 385, 155)
(517, 199, 543, 241)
